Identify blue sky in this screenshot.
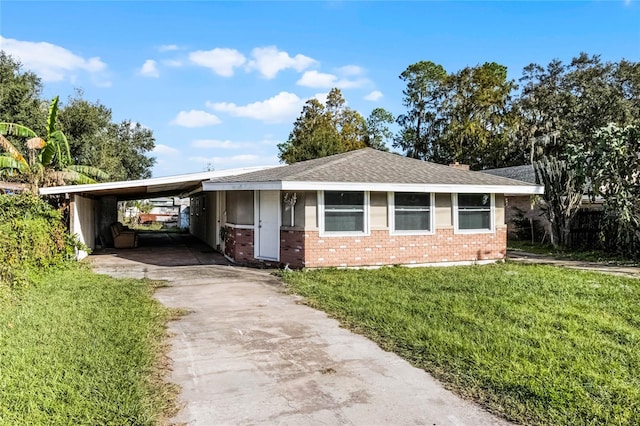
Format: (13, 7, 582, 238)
(1, 1, 638, 177)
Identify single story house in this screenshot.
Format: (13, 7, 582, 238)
(192, 149, 543, 268)
(40, 148, 542, 267)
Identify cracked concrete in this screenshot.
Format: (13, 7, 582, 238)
(91, 235, 509, 426)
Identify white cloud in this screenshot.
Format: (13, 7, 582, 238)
(189, 48, 246, 77)
(313, 92, 330, 104)
(0, 36, 108, 84)
(247, 46, 316, 79)
(152, 144, 179, 155)
(128, 121, 150, 130)
(191, 139, 237, 149)
(296, 70, 368, 89)
(162, 59, 183, 67)
(207, 91, 304, 124)
(170, 110, 222, 127)
(338, 65, 364, 76)
(158, 44, 179, 52)
(296, 70, 337, 88)
(139, 59, 159, 77)
(364, 90, 383, 101)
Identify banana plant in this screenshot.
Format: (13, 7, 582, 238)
(0, 96, 108, 191)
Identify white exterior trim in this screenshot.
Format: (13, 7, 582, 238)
(225, 223, 254, 230)
(388, 192, 436, 236)
(202, 180, 543, 195)
(39, 166, 276, 196)
(452, 193, 495, 234)
(318, 190, 370, 237)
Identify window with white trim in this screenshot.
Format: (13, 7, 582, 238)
(456, 193, 492, 231)
(322, 191, 366, 233)
(391, 192, 432, 233)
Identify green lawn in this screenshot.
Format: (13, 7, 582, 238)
(281, 263, 640, 425)
(508, 240, 639, 266)
(0, 268, 179, 425)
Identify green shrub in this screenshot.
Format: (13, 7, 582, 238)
(0, 194, 81, 287)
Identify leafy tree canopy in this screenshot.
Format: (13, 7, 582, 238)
(278, 88, 387, 164)
(580, 124, 640, 257)
(1, 96, 109, 191)
(395, 61, 519, 169)
(365, 108, 394, 151)
(0, 52, 46, 147)
(0, 52, 156, 181)
(519, 53, 640, 161)
(58, 91, 156, 181)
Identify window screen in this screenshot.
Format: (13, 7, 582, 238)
(324, 191, 365, 232)
(457, 193, 491, 230)
(394, 192, 431, 231)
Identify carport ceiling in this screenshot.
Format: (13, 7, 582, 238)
(39, 167, 275, 200)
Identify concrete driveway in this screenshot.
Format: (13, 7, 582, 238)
(92, 237, 508, 425)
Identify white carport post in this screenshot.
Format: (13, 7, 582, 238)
(69, 194, 98, 260)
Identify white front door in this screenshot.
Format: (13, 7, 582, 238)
(256, 190, 280, 260)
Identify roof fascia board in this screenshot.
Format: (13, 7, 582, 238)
(203, 180, 543, 194)
(202, 182, 283, 191)
(39, 166, 275, 196)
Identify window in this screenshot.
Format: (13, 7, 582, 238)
(321, 191, 367, 234)
(391, 192, 432, 233)
(455, 193, 493, 232)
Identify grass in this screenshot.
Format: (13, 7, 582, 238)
(0, 267, 180, 425)
(281, 263, 640, 425)
(128, 223, 187, 233)
(508, 240, 639, 266)
(118, 215, 186, 233)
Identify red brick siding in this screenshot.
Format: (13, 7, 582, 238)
(280, 227, 507, 268)
(280, 229, 306, 267)
(224, 226, 254, 263)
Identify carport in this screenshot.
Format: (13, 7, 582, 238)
(39, 167, 271, 259)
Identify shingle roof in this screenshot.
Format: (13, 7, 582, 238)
(483, 164, 597, 194)
(481, 164, 536, 184)
(208, 148, 538, 187)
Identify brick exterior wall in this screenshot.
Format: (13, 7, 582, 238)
(280, 229, 306, 267)
(224, 226, 254, 263)
(280, 227, 507, 268)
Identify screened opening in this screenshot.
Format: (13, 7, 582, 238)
(393, 192, 431, 232)
(457, 193, 491, 230)
(324, 191, 365, 232)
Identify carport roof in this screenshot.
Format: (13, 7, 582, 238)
(39, 166, 274, 200)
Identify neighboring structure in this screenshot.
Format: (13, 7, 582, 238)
(40, 149, 543, 266)
(192, 149, 542, 268)
(482, 164, 601, 241)
(482, 165, 546, 239)
(0, 181, 28, 194)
